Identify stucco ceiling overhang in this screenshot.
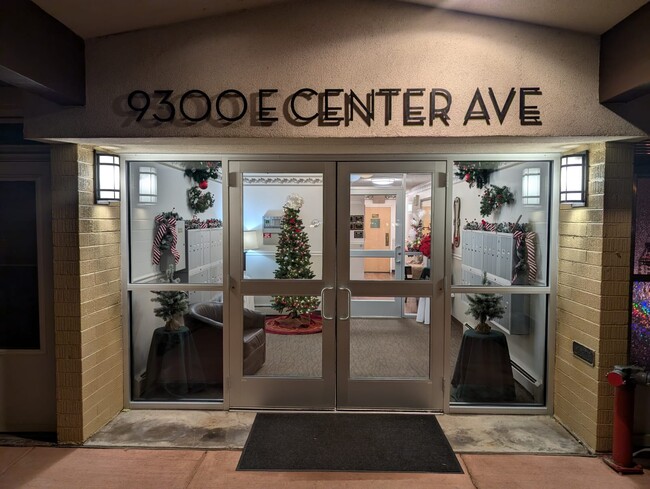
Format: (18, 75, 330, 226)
(32, 0, 648, 39)
(34, 136, 646, 156)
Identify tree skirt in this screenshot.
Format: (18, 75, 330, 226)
(265, 314, 323, 335)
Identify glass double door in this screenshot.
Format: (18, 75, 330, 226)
(229, 160, 446, 410)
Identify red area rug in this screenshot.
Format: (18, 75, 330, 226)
(265, 314, 323, 335)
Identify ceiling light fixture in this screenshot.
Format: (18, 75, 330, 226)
(371, 177, 395, 186)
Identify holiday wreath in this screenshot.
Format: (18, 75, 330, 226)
(187, 185, 215, 213)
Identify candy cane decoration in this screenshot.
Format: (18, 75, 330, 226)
(483, 222, 497, 232)
(512, 230, 537, 284)
(152, 214, 181, 265)
(525, 232, 537, 282)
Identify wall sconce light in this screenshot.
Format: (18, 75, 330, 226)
(522, 167, 541, 206)
(138, 166, 158, 204)
(560, 152, 588, 205)
(95, 153, 120, 204)
(243, 230, 260, 272)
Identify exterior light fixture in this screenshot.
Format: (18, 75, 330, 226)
(138, 166, 158, 204)
(95, 153, 120, 204)
(560, 152, 588, 205)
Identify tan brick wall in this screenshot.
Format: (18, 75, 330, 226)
(52, 144, 123, 444)
(554, 142, 634, 452)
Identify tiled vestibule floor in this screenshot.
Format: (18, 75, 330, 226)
(1, 411, 649, 488)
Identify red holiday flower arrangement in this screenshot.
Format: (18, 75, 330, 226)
(419, 234, 431, 258)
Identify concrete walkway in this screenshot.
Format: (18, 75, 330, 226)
(1, 412, 648, 488)
(85, 411, 590, 454)
(1, 446, 649, 489)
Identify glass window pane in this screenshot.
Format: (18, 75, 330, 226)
(243, 173, 323, 280)
(349, 296, 430, 379)
(245, 295, 321, 378)
(130, 289, 223, 401)
(128, 161, 223, 284)
(0, 181, 40, 350)
(633, 178, 650, 275)
(452, 161, 550, 286)
(451, 293, 546, 405)
(631, 282, 650, 369)
(350, 172, 432, 281)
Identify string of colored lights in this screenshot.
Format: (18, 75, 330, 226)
(631, 281, 650, 368)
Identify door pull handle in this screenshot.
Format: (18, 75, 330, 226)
(338, 287, 352, 320)
(320, 286, 334, 320)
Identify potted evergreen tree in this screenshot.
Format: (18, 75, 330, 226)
(465, 274, 505, 334)
(151, 266, 189, 331)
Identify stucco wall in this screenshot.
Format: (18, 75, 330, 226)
(25, 0, 643, 140)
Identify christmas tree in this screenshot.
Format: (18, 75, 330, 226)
(271, 194, 320, 319)
(465, 273, 505, 334)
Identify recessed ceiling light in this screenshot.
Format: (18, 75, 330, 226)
(371, 177, 395, 185)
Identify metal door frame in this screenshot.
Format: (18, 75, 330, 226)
(336, 161, 446, 410)
(228, 160, 338, 409)
(228, 159, 446, 410)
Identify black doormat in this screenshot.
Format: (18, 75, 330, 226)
(237, 413, 463, 473)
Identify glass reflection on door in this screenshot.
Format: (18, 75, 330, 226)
(348, 173, 432, 282)
(240, 173, 325, 381)
(242, 173, 323, 281)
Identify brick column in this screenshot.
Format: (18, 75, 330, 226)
(554, 142, 634, 452)
(52, 144, 123, 443)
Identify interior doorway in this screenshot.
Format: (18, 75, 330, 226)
(228, 160, 447, 410)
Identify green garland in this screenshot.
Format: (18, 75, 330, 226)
(463, 219, 530, 233)
(480, 185, 514, 217)
(454, 163, 492, 189)
(184, 161, 221, 184)
(187, 186, 215, 213)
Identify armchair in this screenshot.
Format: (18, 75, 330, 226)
(184, 302, 266, 385)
